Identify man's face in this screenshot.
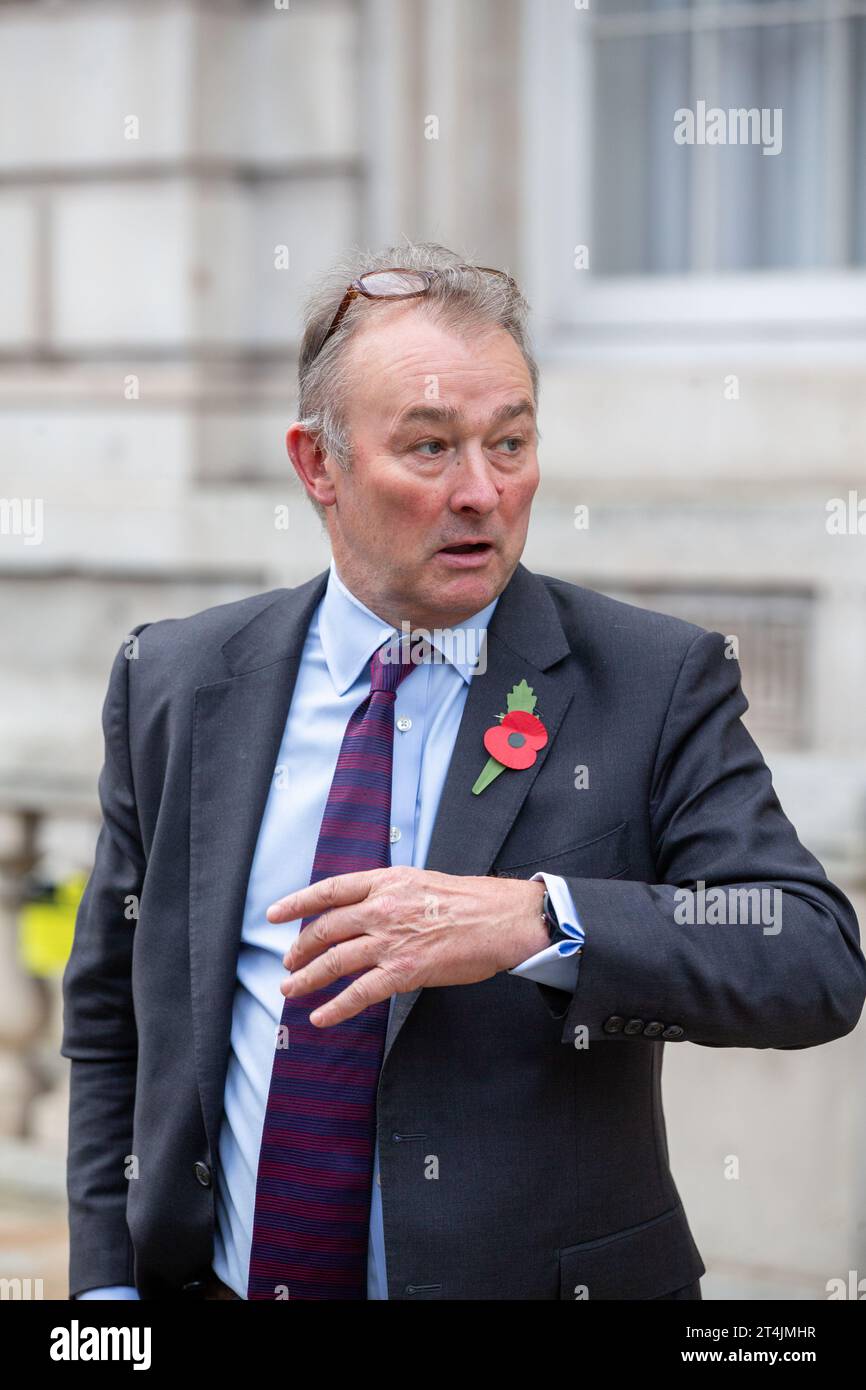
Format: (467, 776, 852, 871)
(297, 304, 539, 631)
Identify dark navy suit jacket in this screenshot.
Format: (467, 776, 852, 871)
(61, 562, 866, 1298)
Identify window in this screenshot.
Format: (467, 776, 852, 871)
(592, 0, 865, 275)
(522, 0, 866, 341)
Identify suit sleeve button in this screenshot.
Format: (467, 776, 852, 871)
(643, 1021, 665, 1037)
(662, 1025, 684, 1040)
(624, 1018, 645, 1035)
(602, 1016, 625, 1034)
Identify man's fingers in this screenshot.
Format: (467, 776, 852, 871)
(282, 935, 380, 998)
(266, 868, 382, 924)
(307, 966, 402, 1028)
(283, 891, 401, 970)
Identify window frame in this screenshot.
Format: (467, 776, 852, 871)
(520, 0, 866, 352)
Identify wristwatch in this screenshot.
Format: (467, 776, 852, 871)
(541, 886, 580, 951)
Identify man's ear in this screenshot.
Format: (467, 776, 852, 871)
(286, 423, 337, 509)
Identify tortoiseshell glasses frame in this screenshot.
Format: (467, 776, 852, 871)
(311, 264, 518, 363)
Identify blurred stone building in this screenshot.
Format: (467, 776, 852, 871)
(1, 0, 864, 1298)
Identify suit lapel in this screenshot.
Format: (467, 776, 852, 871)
(189, 569, 329, 1160)
(382, 563, 574, 1065)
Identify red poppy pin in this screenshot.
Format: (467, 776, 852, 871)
(471, 679, 548, 795)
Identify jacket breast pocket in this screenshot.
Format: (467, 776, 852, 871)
(493, 819, 630, 880)
(558, 1201, 705, 1300)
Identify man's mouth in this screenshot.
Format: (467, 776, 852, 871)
(435, 541, 496, 569)
(437, 542, 493, 555)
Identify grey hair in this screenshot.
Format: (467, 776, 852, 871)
(295, 240, 538, 523)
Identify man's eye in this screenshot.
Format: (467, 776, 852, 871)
(415, 440, 447, 457)
(497, 436, 525, 454)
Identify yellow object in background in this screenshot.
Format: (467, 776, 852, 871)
(18, 872, 87, 977)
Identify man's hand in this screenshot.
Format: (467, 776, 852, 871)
(268, 867, 548, 1027)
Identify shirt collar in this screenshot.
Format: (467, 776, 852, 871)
(319, 555, 500, 696)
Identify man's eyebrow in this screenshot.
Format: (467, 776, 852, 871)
(393, 403, 462, 430)
(487, 398, 536, 430)
(391, 397, 536, 433)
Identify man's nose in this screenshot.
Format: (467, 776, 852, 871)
(447, 446, 502, 512)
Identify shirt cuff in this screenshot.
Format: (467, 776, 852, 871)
(507, 872, 584, 990)
(76, 1286, 141, 1299)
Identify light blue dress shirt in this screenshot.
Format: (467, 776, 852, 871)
(77, 559, 584, 1300)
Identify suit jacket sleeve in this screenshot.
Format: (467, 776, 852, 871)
(537, 629, 866, 1048)
(60, 626, 150, 1296)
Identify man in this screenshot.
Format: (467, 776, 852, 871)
(62, 242, 866, 1301)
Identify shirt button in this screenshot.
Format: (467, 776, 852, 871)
(390, 826, 401, 843)
(396, 716, 412, 732)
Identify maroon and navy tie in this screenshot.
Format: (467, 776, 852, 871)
(246, 634, 419, 1299)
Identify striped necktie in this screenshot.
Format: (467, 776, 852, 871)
(246, 632, 419, 1299)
